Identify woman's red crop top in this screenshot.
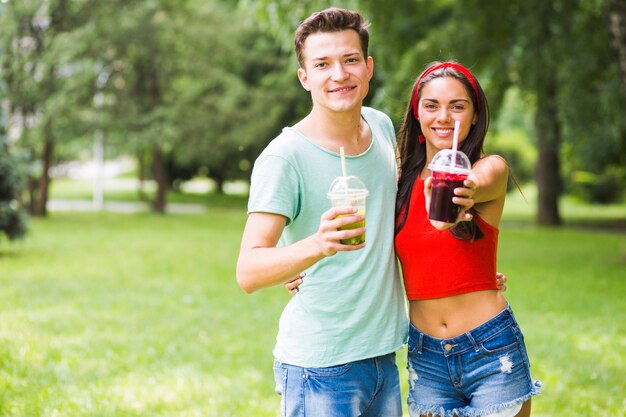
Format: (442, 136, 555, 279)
(395, 178, 499, 300)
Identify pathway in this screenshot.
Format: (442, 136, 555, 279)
(47, 199, 206, 214)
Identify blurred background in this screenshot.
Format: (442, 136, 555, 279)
(1, 0, 624, 232)
(0, 1, 624, 416)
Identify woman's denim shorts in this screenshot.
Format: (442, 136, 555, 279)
(407, 304, 541, 417)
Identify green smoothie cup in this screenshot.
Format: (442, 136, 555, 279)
(327, 175, 369, 245)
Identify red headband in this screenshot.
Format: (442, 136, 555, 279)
(411, 62, 480, 120)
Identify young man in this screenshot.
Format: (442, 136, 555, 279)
(236, 7, 408, 417)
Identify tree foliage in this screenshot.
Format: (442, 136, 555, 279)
(0, 0, 623, 220)
(243, 0, 626, 224)
(0, 0, 96, 216)
(0, 0, 307, 214)
(162, 1, 306, 193)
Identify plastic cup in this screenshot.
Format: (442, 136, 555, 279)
(428, 149, 472, 223)
(327, 176, 369, 245)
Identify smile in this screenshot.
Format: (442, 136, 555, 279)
(433, 128, 453, 136)
(329, 86, 356, 93)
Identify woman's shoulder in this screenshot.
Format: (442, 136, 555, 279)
(474, 154, 509, 176)
(472, 154, 509, 227)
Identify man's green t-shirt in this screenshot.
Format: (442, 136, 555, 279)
(248, 107, 408, 367)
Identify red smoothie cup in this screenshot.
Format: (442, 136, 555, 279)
(428, 149, 472, 223)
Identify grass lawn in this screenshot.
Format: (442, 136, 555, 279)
(0, 192, 624, 416)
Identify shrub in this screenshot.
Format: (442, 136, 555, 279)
(570, 166, 625, 204)
(0, 143, 28, 240)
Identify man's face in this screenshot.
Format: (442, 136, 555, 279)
(297, 30, 373, 114)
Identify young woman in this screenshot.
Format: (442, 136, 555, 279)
(395, 62, 541, 417)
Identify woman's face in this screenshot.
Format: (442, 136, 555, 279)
(417, 76, 477, 155)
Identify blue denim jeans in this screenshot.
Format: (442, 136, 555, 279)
(407, 305, 541, 417)
(273, 352, 403, 417)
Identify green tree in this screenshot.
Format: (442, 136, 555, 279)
(78, 0, 188, 213)
(0, 0, 310, 215)
(81, 0, 304, 206)
(448, 0, 625, 221)
(608, 0, 626, 98)
(243, 0, 626, 225)
(0, 0, 94, 216)
(169, 3, 306, 193)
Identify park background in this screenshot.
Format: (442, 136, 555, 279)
(0, 0, 625, 416)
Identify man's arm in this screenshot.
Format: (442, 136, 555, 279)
(236, 207, 366, 293)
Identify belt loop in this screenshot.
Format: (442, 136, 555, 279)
(417, 332, 424, 354)
(507, 304, 519, 327)
(467, 332, 480, 352)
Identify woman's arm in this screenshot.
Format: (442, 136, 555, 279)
(469, 155, 509, 227)
(470, 155, 509, 204)
(424, 155, 509, 231)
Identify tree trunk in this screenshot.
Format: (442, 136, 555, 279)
(151, 145, 167, 214)
(34, 136, 54, 217)
(607, 0, 626, 98)
(26, 176, 38, 215)
(136, 149, 149, 201)
(534, 78, 562, 226)
(211, 174, 225, 194)
(137, 54, 167, 213)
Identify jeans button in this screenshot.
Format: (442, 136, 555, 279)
(444, 343, 453, 351)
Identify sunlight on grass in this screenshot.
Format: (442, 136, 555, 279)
(497, 225, 625, 417)
(504, 184, 626, 224)
(0, 200, 624, 415)
(50, 177, 248, 205)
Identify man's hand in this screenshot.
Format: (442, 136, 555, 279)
(312, 206, 366, 256)
(496, 272, 507, 292)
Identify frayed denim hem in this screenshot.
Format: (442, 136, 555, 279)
(408, 379, 542, 417)
(408, 404, 466, 417)
(464, 379, 542, 417)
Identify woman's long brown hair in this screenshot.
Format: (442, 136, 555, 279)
(395, 62, 490, 235)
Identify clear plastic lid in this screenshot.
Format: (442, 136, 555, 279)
(428, 149, 472, 174)
(327, 176, 369, 199)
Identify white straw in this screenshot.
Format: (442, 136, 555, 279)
(340, 146, 347, 177)
(452, 120, 460, 153)
(451, 120, 460, 170)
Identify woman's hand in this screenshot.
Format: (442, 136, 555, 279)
(284, 272, 306, 296)
(424, 176, 476, 230)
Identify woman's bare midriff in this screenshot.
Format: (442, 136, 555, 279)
(409, 290, 507, 339)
